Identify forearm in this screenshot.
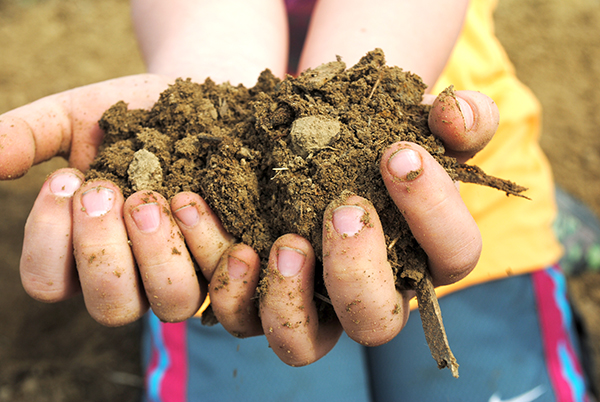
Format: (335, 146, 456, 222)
(131, 0, 288, 86)
(299, 0, 469, 89)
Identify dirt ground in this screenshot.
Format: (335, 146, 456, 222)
(0, 0, 599, 400)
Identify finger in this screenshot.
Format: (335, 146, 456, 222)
(322, 195, 408, 347)
(171, 192, 235, 281)
(260, 234, 342, 367)
(124, 191, 204, 323)
(209, 243, 263, 338)
(427, 88, 499, 163)
(72, 181, 149, 326)
(0, 74, 171, 180)
(380, 142, 482, 286)
(20, 168, 84, 302)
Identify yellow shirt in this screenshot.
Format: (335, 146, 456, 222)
(427, 0, 562, 301)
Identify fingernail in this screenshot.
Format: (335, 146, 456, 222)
(332, 205, 365, 237)
(50, 172, 82, 197)
(456, 96, 474, 130)
(228, 256, 248, 280)
(131, 202, 161, 233)
(81, 187, 115, 217)
(174, 204, 199, 227)
(277, 247, 305, 277)
(388, 148, 423, 181)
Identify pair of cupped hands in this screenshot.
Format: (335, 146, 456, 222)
(0, 73, 498, 366)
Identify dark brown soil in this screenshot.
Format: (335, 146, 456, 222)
(86, 50, 524, 377)
(88, 50, 522, 280)
(87, 50, 440, 276)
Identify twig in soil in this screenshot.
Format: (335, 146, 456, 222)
(387, 236, 401, 250)
(197, 134, 223, 142)
(414, 271, 460, 378)
(368, 69, 383, 100)
(271, 167, 289, 180)
(400, 266, 459, 378)
(456, 163, 529, 199)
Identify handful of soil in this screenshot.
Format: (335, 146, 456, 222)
(87, 49, 526, 377)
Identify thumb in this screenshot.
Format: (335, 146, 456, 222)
(426, 87, 499, 163)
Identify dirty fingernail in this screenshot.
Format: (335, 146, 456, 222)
(228, 256, 249, 280)
(332, 205, 365, 237)
(50, 172, 82, 197)
(277, 247, 305, 277)
(131, 202, 161, 233)
(388, 149, 423, 181)
(174, 204, 199, 227)
(456, 96, 474, 130)
(81, 187, 115, 217)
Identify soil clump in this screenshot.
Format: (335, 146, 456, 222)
(86, 49, 525, 376)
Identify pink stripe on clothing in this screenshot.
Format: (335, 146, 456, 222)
(146, 317, 188, 402)
(160, 322, 188, 402)
(532, 266, 589, 402)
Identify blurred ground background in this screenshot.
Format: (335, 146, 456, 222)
(0, 0, 599, 400)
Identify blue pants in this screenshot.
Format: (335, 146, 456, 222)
(142, 266, 591, 401)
